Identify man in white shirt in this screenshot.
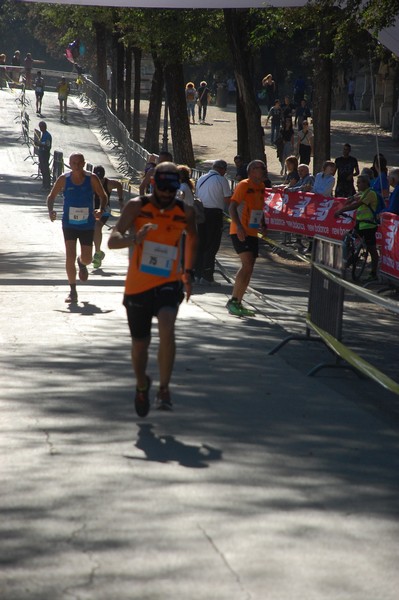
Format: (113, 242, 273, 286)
(195, 159, 232, 285)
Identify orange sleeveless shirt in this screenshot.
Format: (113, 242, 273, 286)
(125, 198, 188, 295)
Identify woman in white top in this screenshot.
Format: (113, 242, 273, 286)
(296, 120, 313, 166)
(312, 160, 336, 197)
(177, 164, 195, 206)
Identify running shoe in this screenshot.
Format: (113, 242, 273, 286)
(155, 387, 173, 411)
(135, 375, 151, 418)
(77, 258, 88, 282)
(226, 299, 255, 317)
(92, 251, 105, 269)
(226, 299, 243, 316)
(65, 290, 78, 304)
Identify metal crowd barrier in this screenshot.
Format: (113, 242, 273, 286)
(269, 235, 399, 395)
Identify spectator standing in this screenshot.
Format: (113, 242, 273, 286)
(23, 53, 43, 88)
(335, 174, 379, 281)
(294, 99, 311, 131)
(313, 160, 336, 197)
(261, 74, 276, 110)
(139, 151, 173, 195)
(387, 169, 399, 214)
(370, 153, 389, 206)
(335, 143, 359, 198)
(36, 121, 52, 192)
(278, 116, 295, 176)
(47, 153, 108, 304)
(195, 159, 232, 285)
(293, 75, 306, 105)
(234, 155, 248, 182)
(283, 156, 300, 188)
(197, 81, 211, 124)
(185, 82, 197, 125)
(296, 120, 313, 165)
(281, 95, 295, 119)
(227, 160, 267, 317)
(57, 77, 70, 123)
(348, 77, 356, 110)
(0, 54, 6, 88)
(265, 99, 282, 146)
(34, 71, 45, 114)
(177, 164, 195, 206)
(227, 77, 236, 103)
(92, 165, 124, 269)
(11, 50, 20, 82)
(107, 162, 197, 416)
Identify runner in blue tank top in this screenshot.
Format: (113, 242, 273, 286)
(47, 152, 108, 304)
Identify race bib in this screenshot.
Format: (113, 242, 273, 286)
(249, 209, 263, 229)
(69, 206, 89, 225)
(140, 240, 177, 277)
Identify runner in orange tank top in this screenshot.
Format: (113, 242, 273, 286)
(227, 160, 268, 317)
(108, 162, 197, 417)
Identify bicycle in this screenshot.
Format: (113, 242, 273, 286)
(341, 213, 369, 281)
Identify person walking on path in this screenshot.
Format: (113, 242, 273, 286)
(92, 165, 125, 269)
(47, 152, 108, 304)
(34, 71, 45, 115)
(296, 120, 313, 165)
(335, 143, 359, 198)
(36, 121, 52, 192)
(185, 82, 197, 124)
(227, 160, 268, 317)
(108, 162, 197, 417)
(57, 77, 70, 123)
(348, 77, 356, 110)
(195, 159, 232, 285)
(265, 99, 282, 146)
(197, 81, 211, 124)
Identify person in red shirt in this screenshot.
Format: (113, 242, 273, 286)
(227, 160, 268, 317)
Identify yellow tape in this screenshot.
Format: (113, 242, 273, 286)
(306, 316, 399, 395)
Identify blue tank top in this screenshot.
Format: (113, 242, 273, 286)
(62, 172, 95, 230)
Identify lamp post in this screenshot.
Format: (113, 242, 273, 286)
(162, 87, 169, 152)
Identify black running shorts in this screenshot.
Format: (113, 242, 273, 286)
(231, 234, 259, 257)
(123, 281, 184, 339)
(63, 228, 94, 246)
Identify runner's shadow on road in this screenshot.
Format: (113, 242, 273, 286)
(125, 423, 223, 469)
(55, 302, 114, 316)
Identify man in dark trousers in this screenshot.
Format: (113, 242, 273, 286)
(37, 121, 52, 191)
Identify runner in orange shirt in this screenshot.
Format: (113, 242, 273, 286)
(227, 160, 268, 317)
(108, 162, 197, 417)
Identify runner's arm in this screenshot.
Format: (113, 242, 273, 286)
(91, 174, 108, 212)
(47, 174, 66, 219)
(108, 198, 143, 249)
(229, 200, 246, 241)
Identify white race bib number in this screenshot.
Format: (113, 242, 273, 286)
(69, 206, 89, 225)
(140, 240, 177, 277)
(249, 209, 263, 229)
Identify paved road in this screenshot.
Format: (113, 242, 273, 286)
(1, 87, 399, 600)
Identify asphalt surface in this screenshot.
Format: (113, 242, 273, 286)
(1, 86, 399, 600)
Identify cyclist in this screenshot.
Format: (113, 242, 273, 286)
(334, 173, 379, 281)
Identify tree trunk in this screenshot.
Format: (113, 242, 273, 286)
(116, 34, 125, 122)
(125, 46, 132, 132)
(143, 54, 164, 154)
(111, 32, 118, 114)
(312, 55, 333, 174)
(164, 62, 195, 167)
(132, 47, 142, 143)
(94, 21, 107, 92)
(236, 93, 249, 161)
(224, 8, 265, 163)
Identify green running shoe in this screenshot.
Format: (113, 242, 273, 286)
(92, 251, 105, 269)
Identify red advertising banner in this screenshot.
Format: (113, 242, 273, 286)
(264, 189, 353, 241)
(379, 213, 399, 281)
(264, 189, 399, 281)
